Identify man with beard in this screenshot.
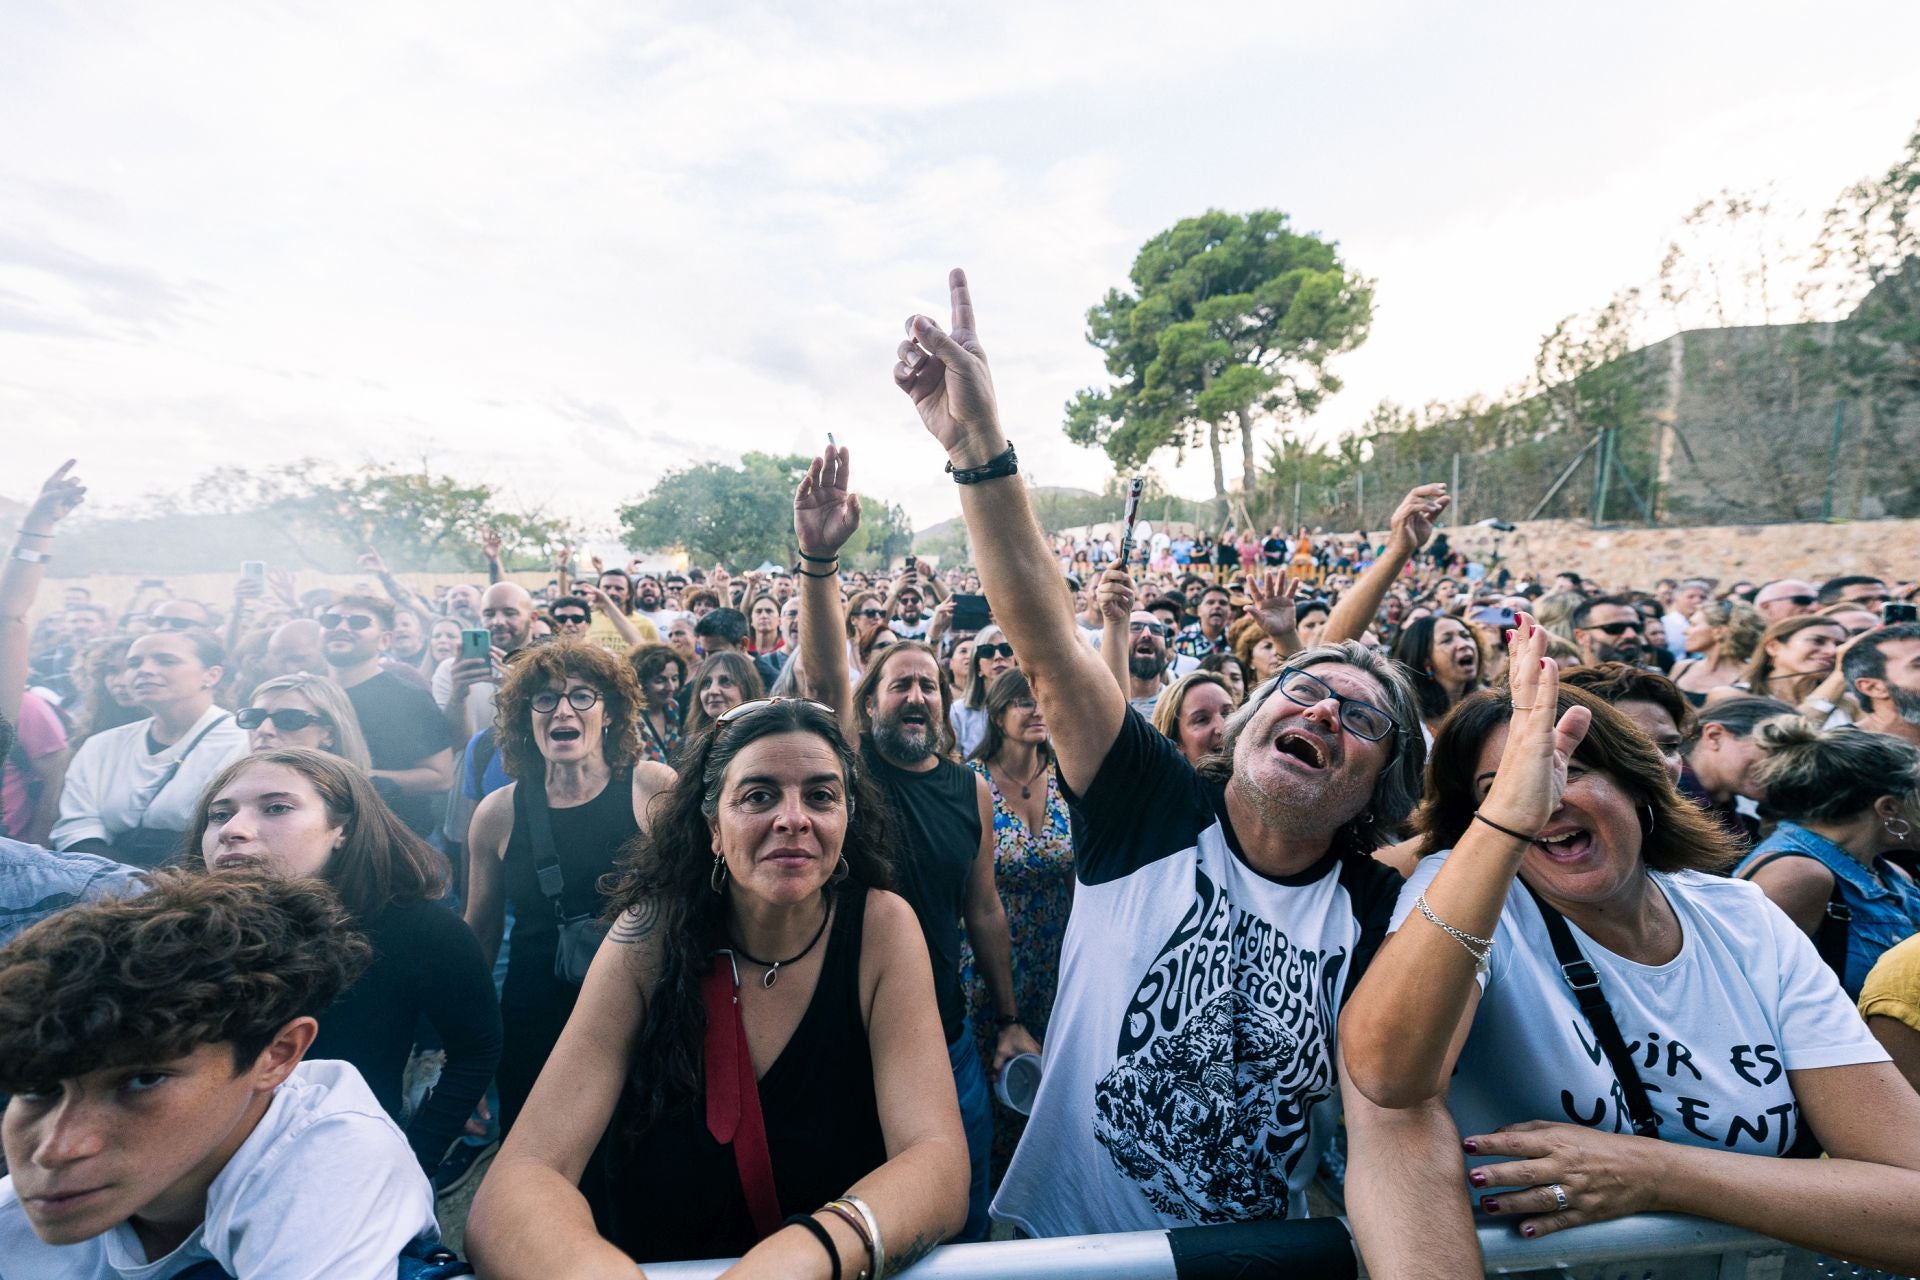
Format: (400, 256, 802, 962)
(1570, 595, 1649, 668)
(886, 576, 934, 640)
(793, 447, 1039, 1244)
(1843, 623, 1920, 746)
(321, 594, 453, 835)
(1098, 594, 1175, 715)
(443, 583, 482, 629)
(579, 568, 659, 652)
(435, 582, 536, 741)
(629, 574, 681, 636)
(1172, 584, 1233, 659)
(882, 269, 1468, 1273)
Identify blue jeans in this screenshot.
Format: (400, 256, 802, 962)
(948, 1026, 992, 1243)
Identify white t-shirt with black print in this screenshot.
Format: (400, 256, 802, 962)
(992, 710, 1402, 1237)
(1391, 853, 1888, 1172)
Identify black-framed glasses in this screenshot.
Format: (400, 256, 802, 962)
(237, 707, 330, 732)
(320, 613, 376, 632)
(1275, 669, 1396, 742)
(1129, 621, 1169, 637)
(975, 643, 1014, 660)
(531, 688, 603, 714)
(1589, 621, 1642, 636)
(717, 697, 838, 725)
(551, 613, 590, 627)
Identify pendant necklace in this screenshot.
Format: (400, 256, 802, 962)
(729, 897, 832, 989)
(1005, 758, 1049, 800)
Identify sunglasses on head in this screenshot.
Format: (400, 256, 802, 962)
(975, 643, 1014, 661)
(320, 613, 376, 632)
(237, 707, 330, 733)
(717, 697, 838, 725)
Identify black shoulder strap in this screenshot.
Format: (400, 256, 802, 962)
(1521, 881, 1662, 1140)
(133, 713, 232, 832)
(1740, 852, 1851, 982)
(524, 779, 565, 919)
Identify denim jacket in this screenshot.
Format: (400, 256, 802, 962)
(0, 837, 146, 947)
(1736, 821, 1920, 998)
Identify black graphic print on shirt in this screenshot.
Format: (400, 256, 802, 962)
(1091, 863, 1347, 1223)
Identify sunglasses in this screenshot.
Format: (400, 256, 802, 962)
(531, 688, 603, 714)
(551, 613, 590, 626)
(237, 707, 330, 732)
(717, 697, 838, 725)
(1129, 621, 1169, 637)
(1767, 594, 1817, 608)
(975, 643, 1014, 660)
(859, 608, 887, 619)
(320, 613, 377, 632)
(1589, 621, 1642, 636)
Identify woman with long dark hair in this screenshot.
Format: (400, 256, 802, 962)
(464, 641, 677, 1132)
(627, 643, 687, 766)
(186, 746, 501, 1176)
(469, 699, 967, 1277)
(1391, 614, 1485, 744)
(682, 650, 767, 742)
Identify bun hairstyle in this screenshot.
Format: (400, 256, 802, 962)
(1751, 718, 1920, 825)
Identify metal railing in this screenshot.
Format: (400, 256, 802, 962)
(644, 1213, 1838, 1279)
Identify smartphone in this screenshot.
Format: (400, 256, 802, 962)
(1883, 602, 1919, 625)
(460, 628, 492, 663)
(951, 593, 990, 633)
(905, 555, 917, 573)
(241, 560, 266, 581)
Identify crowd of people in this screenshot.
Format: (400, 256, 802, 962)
(2, 269, 1920, 1279)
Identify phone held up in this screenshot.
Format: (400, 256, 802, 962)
(460, 628, 492, 664)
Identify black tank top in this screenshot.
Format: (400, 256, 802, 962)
(502, 770, 638, 956)
(604, 882, 887, 1262)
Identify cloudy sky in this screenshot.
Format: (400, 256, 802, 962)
(4, 1, 1917, 546)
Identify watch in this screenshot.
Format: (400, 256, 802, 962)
(946, 441, 1018, 485)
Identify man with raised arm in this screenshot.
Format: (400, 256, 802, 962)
(791, 447, 1041, 1243)
(888, 269, 1476, 1273)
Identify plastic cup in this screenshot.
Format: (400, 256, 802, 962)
(993, 1052, 1043, 1116)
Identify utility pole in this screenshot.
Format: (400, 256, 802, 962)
(1450, 452, 1461, 525)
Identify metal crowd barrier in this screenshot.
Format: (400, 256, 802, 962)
(644, 1213, 1840, 1279)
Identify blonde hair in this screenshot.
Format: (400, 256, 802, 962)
(245, 674, 373, 773)
(1752, 717, 1920, 824)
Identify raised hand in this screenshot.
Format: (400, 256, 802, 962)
(1095, 567, 1136, 627)
(894, 268, 1003, 465)
(1244, 568, 1300, 638)
(266, 567, 299, 608)
(1481, 614, 1593, 838)
(1389, 483, 1450, 554)
(358, 549, 389, 575)
(555, 546, 572, 571)
(794, 445, 861, 560)
(23, 460, 86, 535)
(481, 529, 503, 563)
(577, 582, 614, 615)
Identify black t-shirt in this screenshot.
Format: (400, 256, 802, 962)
(862, 741, 982, 1043)
(1263, 536, 1288, 565)
(344, 669, 454, 835)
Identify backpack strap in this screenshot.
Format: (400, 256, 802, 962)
(1521, 881, 1662, 1140)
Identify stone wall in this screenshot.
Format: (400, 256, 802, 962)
(1445, 516, 1919, 591)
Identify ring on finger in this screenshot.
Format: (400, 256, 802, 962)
(1549, 1183, 1570, 1212)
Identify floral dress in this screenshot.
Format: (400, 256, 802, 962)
(961, 758, 1075, 1178)
(637, 708, 682, 767)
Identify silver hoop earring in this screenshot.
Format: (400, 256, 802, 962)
(1642, 804, 1657, 834)
(1887, 816, 1913, 842)
(709, 854, 729, 894)
(829, 856, 851, 884)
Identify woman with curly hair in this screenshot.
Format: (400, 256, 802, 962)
(627, 643, 687, 766)
(185, 747, 500, 1178)
(468, 698, 967, 1277)
(65, 635, 142, 749)
(1671, 597, 1766, 706)
(682, 650, 767, 743)
(464, 640, 677, 1131)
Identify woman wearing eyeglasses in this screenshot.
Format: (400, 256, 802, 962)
(467, 698, 968, 1278)
(949, 625, 1015, 758)
(51, 628, 250, 867)
(241, 673, 373, 772)
(464, 641, 677, 1133)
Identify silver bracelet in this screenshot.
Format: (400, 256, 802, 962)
(1415, 894, 1492, 974)
(830, 1194, 885, 1280)
(9, 547, 51, 564)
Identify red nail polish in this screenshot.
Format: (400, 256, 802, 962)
(1540, 658, 1547, 669)
(1521, 1224, 1536, 1238)
(1481, 1197, 1499, 1212)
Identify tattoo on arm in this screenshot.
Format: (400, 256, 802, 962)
(609, 897, 661, 944)
(892, 1231, 939, 1271)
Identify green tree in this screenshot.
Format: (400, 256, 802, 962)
(618, 453, 804, 569)
(1065, 209, 1373, 500)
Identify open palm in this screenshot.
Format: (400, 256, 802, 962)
(795, 446, 861, 558)
(894, 268, 1001, 455)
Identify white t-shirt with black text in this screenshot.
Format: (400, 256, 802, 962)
(992, 711, 1401, 1236)
(1392, 853, 1888, 1171)
(0, 1059, 437, 1280)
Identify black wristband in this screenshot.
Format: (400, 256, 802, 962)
(993, 1013, 1023, 1030)
(784, 1214, 841, 1280)
(946, 441, 1018, 484)
(1472, 811, 1537, 843)
(797, 549, 838, 564)
(793, 560, 838, 580)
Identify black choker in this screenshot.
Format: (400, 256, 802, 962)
(728, 897, 832, 988)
